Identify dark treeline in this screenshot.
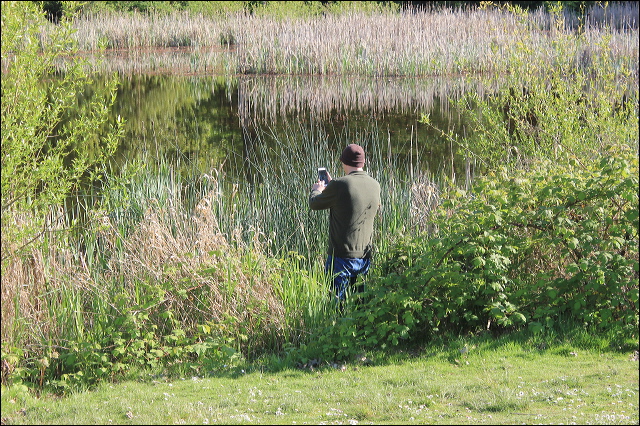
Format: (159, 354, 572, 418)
(39, 0, 616, 21)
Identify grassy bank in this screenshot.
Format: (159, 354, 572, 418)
(2, 331, 638, 425)
(2, 112, 636, 394)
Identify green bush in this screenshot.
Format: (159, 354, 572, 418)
(313, 151, 638, 361)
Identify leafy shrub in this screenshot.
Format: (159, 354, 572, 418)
(312, 151, 638, 361)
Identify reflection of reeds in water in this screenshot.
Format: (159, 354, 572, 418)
(236, 75, 501, 124)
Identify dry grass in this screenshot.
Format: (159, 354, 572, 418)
(72, 11, 226, 49)
(0, 186, 293, 360)
(0, 205, 77, 345)
(31, 4, 638, 77)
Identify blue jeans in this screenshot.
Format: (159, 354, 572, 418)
(325, 256, 371, 302)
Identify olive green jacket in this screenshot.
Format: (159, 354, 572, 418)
(309, 171, 381, 259)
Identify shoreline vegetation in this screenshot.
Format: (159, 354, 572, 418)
(32, 2, 638, 78)
(1, 2, 638, 421)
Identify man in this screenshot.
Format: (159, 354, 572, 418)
(309, 144, 381, 308)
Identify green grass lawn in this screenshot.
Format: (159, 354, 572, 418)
(2, 340, 638, 425)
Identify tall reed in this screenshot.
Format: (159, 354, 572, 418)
(37, 4, 638, 78)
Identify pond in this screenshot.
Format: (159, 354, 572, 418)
(100, 72, 500, 189)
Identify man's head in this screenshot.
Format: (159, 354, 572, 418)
(340, 144, 365, 168)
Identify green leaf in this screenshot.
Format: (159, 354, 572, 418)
(529, 321, 544, 333)
(472, 257, 486, 268)
(567, 237, 579, 249)
(512, 312, 527, 324)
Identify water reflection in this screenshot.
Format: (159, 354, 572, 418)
(106, 73, 495, 184)
(236, 74, 495, 123)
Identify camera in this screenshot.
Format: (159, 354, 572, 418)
(317, 167, 329, 186)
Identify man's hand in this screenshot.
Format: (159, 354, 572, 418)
(312, 180, 326, 192)
(312, 170, 332, 192)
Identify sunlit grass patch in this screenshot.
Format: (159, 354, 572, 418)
(2, 337, 638, 424)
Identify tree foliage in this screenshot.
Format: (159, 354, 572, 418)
(1, 0, 124, 266)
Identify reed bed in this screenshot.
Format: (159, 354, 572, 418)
(72, 11, 227, 49)
(237, 117, 449, 267)
(1, 167, 328, 365)
(36, 4, 638, 78)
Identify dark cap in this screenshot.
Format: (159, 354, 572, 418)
(340, 144, 365, 168)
